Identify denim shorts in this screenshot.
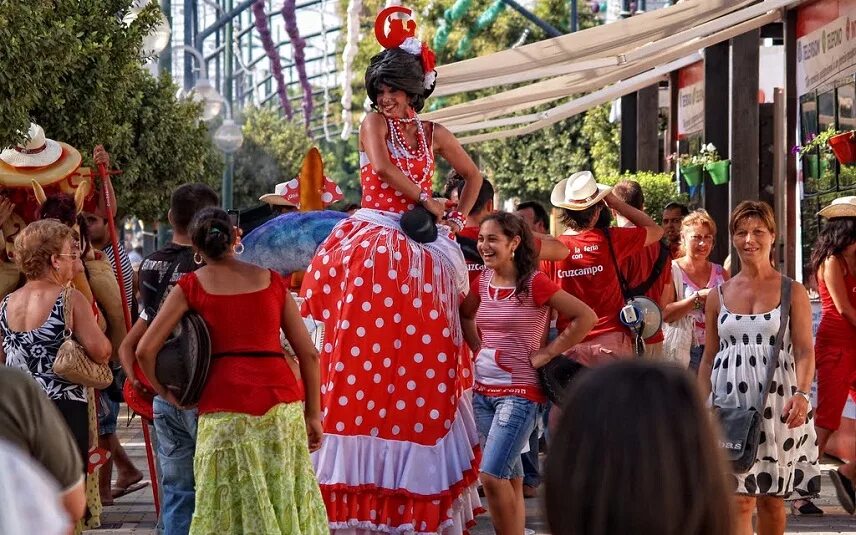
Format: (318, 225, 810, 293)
(473, 393, 540, 480)
(97, 395, 120, 436)
(689, 345, 705, 374)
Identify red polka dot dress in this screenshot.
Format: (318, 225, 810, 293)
(302, 116, 482, 534)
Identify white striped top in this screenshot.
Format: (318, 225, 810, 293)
(472, 269, 559, 403)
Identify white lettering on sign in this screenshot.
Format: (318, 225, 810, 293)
(557, 265, 605, 278)
(796, 7, 856, 95)
(678, 84, 705, 136)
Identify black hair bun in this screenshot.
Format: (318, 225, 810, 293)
(190, 207, 233, 260)
(400, 205, 437, 243)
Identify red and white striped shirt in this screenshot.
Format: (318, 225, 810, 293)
(471, 269, 560, 403)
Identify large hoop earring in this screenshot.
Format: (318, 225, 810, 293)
(233, 242, 245, 255)
(194, 252, 203, 265)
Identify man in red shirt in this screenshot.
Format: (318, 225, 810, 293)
(611, 180, 673, 360)
(550, 171, 663, 365)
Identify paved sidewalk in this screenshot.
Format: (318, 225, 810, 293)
(87, 406, 856, 534)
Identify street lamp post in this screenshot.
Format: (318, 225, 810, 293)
(212, 100, 244, 210)
(174, 44, 225, 121)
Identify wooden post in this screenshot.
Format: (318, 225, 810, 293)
(784, 9, 798, 279)
(729, 29, 761, 274)
(704, 41, 730, 265)
(669, 71, 682, 194)
(620, 93, 638, 173)
(637, 84, 660, 172)
(773, 89, 787, 271)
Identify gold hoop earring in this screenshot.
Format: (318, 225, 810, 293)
(194, 252, 203, 265)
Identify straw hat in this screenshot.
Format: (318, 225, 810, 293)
(259, 180, 300, 207)
(818, 196, 856, 219)
(0, 123, 63, 168)
(551, 171, 612, 210)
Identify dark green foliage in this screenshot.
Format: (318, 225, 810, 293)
(0, 1, 221, 222)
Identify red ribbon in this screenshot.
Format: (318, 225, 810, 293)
(14, 142, 47, 155)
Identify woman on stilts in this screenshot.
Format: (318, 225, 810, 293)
(303, 6, 484, 533)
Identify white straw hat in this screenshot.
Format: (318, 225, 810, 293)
(259, 180, 300, 207)
(818, 196, 856, 219)
(551, 171, 612, 210)
(0, 123, 63, 168)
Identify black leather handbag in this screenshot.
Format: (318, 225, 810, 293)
(400, 205, 438, 244)
(155, 311, 212, 407)
(147, 256, 212, 407)
(537, 356, 587, 406)
(715, 276, 791, 474)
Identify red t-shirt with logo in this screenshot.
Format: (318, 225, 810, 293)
(622, 241, 671, 343)
(554, 227, 646, 340)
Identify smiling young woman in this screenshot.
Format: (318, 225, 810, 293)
(459, 212, 595, 535)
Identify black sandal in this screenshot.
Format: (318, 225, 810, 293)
(790, 499, 823, 516)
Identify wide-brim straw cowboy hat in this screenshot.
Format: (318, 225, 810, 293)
(0, 142, 81, 188)
(0, 123, 63, 168)
(259, 180, 300, 207)
(551, 171, 612, 210)
(818, 196, 856, 219)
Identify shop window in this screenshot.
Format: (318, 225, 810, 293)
(800, 93, 818, 145)
(838, 79, 856, 187)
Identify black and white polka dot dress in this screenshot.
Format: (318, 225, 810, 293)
(710, 288, 820, 497)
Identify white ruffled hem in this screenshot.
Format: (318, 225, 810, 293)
(313, 392, 480, 495)
(328, 483, 482, 535)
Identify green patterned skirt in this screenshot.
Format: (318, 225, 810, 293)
(190, 402, 328, 535)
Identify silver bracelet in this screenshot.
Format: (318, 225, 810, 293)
(795, 390, 811, 404)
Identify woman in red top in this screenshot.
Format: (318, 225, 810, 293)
(806, 200, 856, 515)
(136, 208, 327, 534)
(460, 212, 595, 535)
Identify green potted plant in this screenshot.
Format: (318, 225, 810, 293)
(793, 126, 837, 179)
(700, 143, 730, 185)
(668, 152, 704, 187)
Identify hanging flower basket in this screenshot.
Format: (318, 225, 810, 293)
(802, 153, 820, 179)
(828, 130, 856, 165)
(680, 164, 703, 186)
(705, 159, 731, 185)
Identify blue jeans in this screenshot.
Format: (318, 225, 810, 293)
(689, 345, 705, 375)
(473, 393, 540, 480)
(521, 405, 543, 488)
(153, 396, 198, 535)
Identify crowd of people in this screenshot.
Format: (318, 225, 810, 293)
(1, 9, 854, 535)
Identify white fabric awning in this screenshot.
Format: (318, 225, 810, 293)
(423, 0, 799, 144)
(432, 0, 755, 98)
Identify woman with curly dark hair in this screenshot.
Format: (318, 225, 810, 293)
(301, 8, 484, 533)
(459, 211, 594, 534)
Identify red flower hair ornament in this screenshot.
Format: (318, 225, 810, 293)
(374, 6, 437, 90)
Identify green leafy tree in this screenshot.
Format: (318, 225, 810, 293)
(119, 73, 223, 222)
(0, 0, 223, 222)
